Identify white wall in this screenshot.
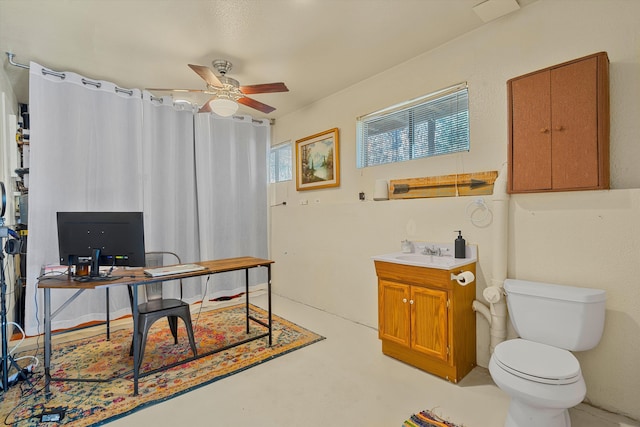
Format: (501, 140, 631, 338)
(271, 0, 640, 420)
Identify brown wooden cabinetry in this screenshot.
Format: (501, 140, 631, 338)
(508, 52, 609, 193)
(374, 261, 476, 383)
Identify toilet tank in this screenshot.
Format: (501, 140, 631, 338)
(504, 279, 606, 351)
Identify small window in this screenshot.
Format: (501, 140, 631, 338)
(357, 83, 469, 168)
(269, 141, 292, 183)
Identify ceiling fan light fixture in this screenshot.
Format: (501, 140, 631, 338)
(177, 60, 287, 115)
(209, 97, 238, 117)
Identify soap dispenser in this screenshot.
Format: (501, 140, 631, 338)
(454, 230, 466, 259)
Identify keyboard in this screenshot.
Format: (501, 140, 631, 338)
(73, 275, 119, 283)
(144, 263, 206, 277)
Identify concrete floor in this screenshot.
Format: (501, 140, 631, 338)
(102, 293, 638, 427)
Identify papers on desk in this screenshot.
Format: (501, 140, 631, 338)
(41, 265, 69, 275)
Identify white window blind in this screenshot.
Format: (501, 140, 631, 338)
(269, 141, 292, 183)
(357, 83, 469, 168)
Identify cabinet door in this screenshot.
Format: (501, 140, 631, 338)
(510, 70, 552, 192)
(378, 280, 410, 346)
(551, 56, 599, 189)
(411, 286, 449, 362)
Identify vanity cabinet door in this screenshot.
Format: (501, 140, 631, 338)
(411, 286, 449, 362)
(378, 280, 410, 347)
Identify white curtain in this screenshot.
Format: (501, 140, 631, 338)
(194, 114, 269, 302)
(24, 64, 269, 336)
(26, 63, 144, 335)
(141, 93, 201, 301)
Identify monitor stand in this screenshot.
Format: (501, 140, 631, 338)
(68, 250, 118, 283)
(90, 248, 101, 277)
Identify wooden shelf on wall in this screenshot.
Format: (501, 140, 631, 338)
(389, 171, 498, 200)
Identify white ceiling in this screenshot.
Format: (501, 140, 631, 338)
(0, 0, 537, 119)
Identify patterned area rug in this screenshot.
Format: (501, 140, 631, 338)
(2, 304, 324, 426)
(403, 409, 464, 427)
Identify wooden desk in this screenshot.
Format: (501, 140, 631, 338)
(38, 256, 274, 396)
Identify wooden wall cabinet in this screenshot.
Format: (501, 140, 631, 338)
(374, 260, 476, 383)
(507, 52, 610, 193)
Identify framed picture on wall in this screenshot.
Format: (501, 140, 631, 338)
(295, 128, 340, 191)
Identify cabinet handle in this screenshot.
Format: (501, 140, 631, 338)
(402, 298, 407, 303)
(540, 128, 549, 133)
(409, 299, 414, 305)
(555, 125, 565, 131)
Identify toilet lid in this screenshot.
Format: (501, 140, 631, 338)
(493, 339, 581, 385)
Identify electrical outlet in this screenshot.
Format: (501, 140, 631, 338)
(359, 192, 365, 201)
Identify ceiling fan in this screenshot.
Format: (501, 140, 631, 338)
(147, 59, 288, 116)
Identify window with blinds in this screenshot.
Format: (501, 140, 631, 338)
(356, 83, 469, 168)
(269, 141, 292, 183)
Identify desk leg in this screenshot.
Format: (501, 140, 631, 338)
(131, 285, 140, 396)
(267, 264, 272, 347)
(44, 287, 51, 395)
(106, 288, 110, 341)
(245, 268, 250, 334)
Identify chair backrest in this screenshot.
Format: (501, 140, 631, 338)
(134, 251, 183, 303)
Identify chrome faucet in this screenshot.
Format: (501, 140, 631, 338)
(422, 245, 440, 256)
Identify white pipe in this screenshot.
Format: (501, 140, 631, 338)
(488, 297, 508, 352)
(492, 163, 509, 284)
(488, 162, 510, 352)
(472, 300, 491, 325)
(473, 163, 510, 354)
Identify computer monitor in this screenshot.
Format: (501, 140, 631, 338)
(56, 211, 146, 277)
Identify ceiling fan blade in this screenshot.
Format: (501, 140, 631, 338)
(238, 96, 276, 114)
(146, 88, 207, 93)
(188, 64, 223, 87)
(240, 83, 289, 94)
(198, 97, 215, 113)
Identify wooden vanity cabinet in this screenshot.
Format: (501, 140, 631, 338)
(507, 52, 609, 193)
(375, 261, 476, 383)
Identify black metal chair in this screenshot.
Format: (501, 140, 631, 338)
(128, 251, 197, 369)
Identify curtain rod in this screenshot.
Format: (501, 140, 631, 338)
(7, 52, 70, 80)
(6, 52, 29, 69)
(6, 52, 272, 122)
(7, 52, 145, 98)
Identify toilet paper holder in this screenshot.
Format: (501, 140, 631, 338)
(451, 272, 465, 281)
(451, 271, 475, 285)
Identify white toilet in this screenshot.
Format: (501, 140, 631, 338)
(489, 279, 606, 427)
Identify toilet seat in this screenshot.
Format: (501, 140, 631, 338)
(493, 339, 581, 385)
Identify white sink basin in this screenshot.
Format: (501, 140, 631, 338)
(394, 254, 457, 267)
(372, 244, 477, 270)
